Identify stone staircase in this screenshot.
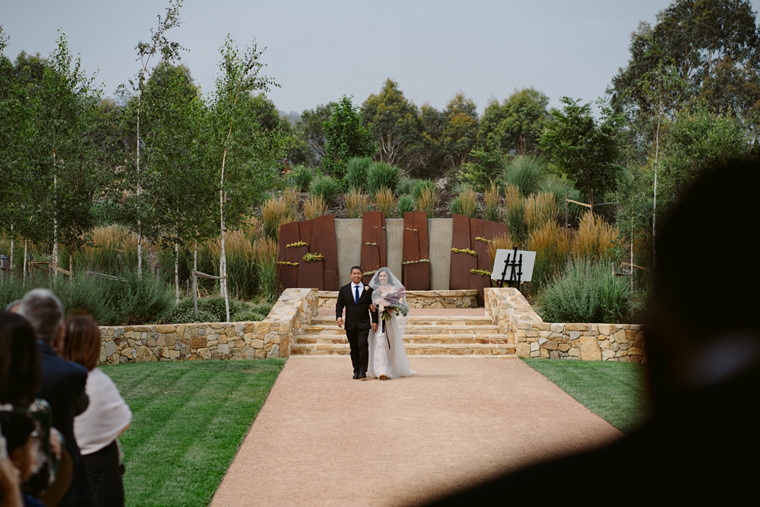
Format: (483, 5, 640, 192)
(290, 310, 517, 357)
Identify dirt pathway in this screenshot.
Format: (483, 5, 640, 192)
(210, 356, 622, 506)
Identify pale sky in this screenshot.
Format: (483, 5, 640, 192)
(3, 0, 760, 115)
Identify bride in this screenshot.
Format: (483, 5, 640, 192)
(366, 267, 415, 380)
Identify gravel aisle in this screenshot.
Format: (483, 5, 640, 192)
(210, 356, 622, 506)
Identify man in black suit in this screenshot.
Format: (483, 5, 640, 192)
(336, 266, 378, 379)
(18, 288, 94, 507)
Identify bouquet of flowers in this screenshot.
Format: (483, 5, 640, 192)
(378, 289, 409, 321)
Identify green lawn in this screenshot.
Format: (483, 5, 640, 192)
(521, 358, 650, 432)
(102, 359, 285, 507)
(104, 357, 646, 506)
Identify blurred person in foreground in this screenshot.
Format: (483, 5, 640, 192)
(63, 314, 131, 507)
(424, 157, 760, 505)
(17, 290, 93, 507)
(0, 312, 66, 506)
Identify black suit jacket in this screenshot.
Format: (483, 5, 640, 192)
(336, 282, 377, 330)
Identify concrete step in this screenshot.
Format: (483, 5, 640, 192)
(290, 342, 516, 357)
(302, 324, 500, 336)
(295, 334, 511, 345)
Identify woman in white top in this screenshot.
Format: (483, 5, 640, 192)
(63, 314, 131, 507)
(367, 268, 415, 380)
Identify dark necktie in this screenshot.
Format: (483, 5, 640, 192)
(354, 285, 360, 304)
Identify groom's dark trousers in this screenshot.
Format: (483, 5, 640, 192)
(336, 282, 377, 376)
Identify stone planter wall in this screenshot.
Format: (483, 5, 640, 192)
(98, 287, 644, 364)
(98, 288, 318, 364)
(484, 288, 645, 362)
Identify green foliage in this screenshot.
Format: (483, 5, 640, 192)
(476, 88, 550, 156)
(537, 258, 634, 324)
(286, 164, 314, 191)
(308, 174, 340, 205)
(322, 96, 375, 179)
(658, 107, 749, 215)
(162, 297, 270, 324)
(505, 155, 547, 196)
(540, 97, 623, 204)
(366, 161, 401, 195)
(344, 156, 373, 191)
(456, 149, 505, 191)
(397, 195, 416, 215)
(361, 79, 423, 168)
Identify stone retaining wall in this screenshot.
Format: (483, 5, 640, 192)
(484, 287, 645, 362)
(98, 287, 644, 364)
(98, 288, 318, 364)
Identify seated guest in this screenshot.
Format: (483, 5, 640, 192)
(17, 290, 93, 507)
(63, 314, 131, 507)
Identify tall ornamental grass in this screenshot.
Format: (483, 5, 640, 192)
(374, 187, 396, 217)
(344, 189, 370, 218)
(286, 165, 314, 191)
(309, 174, 340, 206)
(261, 194, 295, 240)
(527, 221, 572, 288)
(415, 185, 438, 218)
(574, 211, 620, 260)
(344, 157, 373, 191)
(449, 188, 478, 217)
(484, 182, 501, 222)
(537, 257, 633, 324)
(504, 155, 546, 196)
(303, 195, 328, 220)
(366, 161, 400, 195)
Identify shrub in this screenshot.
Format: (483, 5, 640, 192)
(397, 195, 415, 216)
(344, 157, 373, 191)
(537, 257, 632, 323)
(504, 184, 527, 245)
(286, 165, 314, 191)
(309, 174, 340, 206)
(505, 155, 546, 196)
(366, 161, 400, 195)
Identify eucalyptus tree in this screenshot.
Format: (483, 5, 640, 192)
(360, 79, 422, 170)
(441, 92, 479, 170)
(123, 0, 184, 277)
(294, 102, 334, 165)
(206, 35, 283, 321)
(539, 97, 624, 210)
(609, 0, 760, 139)
(476, 88, 550, 157)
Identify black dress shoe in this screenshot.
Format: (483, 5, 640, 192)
(353, 372, 360, 379)
(359, 371, 367, 379)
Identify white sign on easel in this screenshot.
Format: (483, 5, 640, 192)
(491, 248, 536, 284)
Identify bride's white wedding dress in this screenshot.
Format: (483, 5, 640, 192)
(366, 269, 415, 379)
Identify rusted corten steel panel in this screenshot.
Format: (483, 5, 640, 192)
(277, 221, 301, 289)
(402, 211, 430, 290)
(277, 215, 339, 290)
(449, 214, 477, 290)
(361, 211, 386, 284)
(312, 215, 339, 290)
